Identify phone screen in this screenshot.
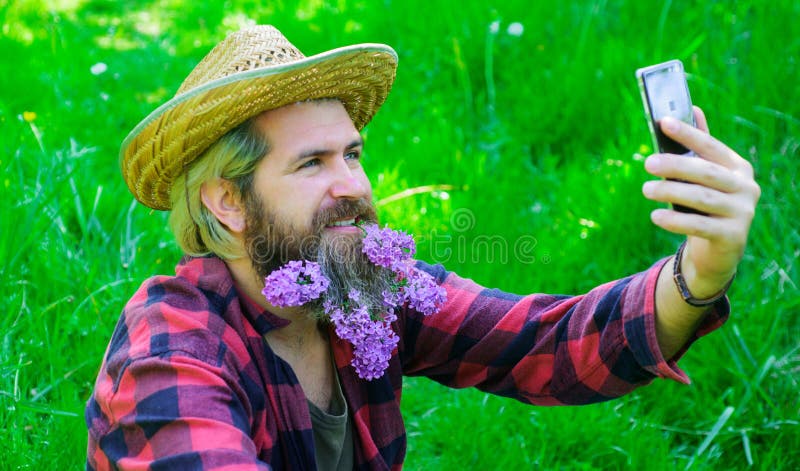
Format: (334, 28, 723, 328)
(638, 61, 695, 155)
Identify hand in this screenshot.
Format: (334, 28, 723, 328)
(641, 107, 761, 298)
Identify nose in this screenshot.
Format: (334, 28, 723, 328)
(328, 158, 369, 200)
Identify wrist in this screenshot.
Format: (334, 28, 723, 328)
(673, 242, 734, 306)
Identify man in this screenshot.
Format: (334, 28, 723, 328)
(86, 25, 760, 470)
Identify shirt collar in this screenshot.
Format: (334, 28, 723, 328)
(176, 255, 291, 335)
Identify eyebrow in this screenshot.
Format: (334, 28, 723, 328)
(295, 137, 364, 162)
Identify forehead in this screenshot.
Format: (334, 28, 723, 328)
(253, 100, 360, 152)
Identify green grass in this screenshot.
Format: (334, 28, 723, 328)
(1, 0, 798, 469)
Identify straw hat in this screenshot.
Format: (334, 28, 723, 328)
(120, 25, 398, 210)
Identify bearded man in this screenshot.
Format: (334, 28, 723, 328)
(86, 26, 760, 470)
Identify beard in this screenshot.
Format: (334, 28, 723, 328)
(243, 193, 392, 320)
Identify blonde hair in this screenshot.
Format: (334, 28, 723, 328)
(169, 118, 270, 260)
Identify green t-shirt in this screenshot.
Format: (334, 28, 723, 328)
(307, 368, 354, 470)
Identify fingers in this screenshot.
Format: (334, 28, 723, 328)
(642, 179, 748, 218)
(644, 153, 749, 193)
(648, 207, 752, 248)
(646, 113, 761, 220)
(641, 166, 760, 219)
(649, 208, 725, 240)
(659, 116, 754, 178)
(642, 171, 760, 244)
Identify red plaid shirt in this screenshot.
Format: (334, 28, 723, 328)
(86, 255, 727, 470)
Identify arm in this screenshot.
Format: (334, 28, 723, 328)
(87, 353, 272, 471)
(643, 107, 760, 358)
(86, 283, 277, 471)
(397, 260, 728, 406)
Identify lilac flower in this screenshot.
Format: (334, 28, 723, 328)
(402, 268, 447, 315)
(381, 270, 408, 311)
(351, 325, 399, 380)
(326, 290, 400, 381)
(361, 224, 415, 270)
(261, 260, 329, 307)
(382, 288, 403, 313)
(261, 223, 448, 381)
(328, 302, 371, 344)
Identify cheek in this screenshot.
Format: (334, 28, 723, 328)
(277, 183, 327, 221)
(281, 192, 318, 220)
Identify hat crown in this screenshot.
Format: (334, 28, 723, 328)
(121, 24, 397, 210)
(177, 25, 306, 94)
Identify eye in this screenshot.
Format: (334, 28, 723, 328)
(299, 158, 320, 169)
(345, 150, 361, 161)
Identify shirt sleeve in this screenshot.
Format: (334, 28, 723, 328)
(87, 354, 271, 471)
(86, 294, 273, 470)
(396, 258, 729, 406)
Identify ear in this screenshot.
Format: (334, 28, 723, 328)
(200, 178, 247, 234)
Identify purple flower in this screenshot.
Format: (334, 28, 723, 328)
(361, 224, 416, 270)
(382, 286, 403, 311)
(262, 260, 329, 307)
(402, 268, 447, 315)
(260, 223, 447, 381)
(328, 303, 371, 343)
(326, 293, 400, 381)
(351, 325, 399, 380)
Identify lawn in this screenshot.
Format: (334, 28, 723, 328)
(1, 0, 798, 469)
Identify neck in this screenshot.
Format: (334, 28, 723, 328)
(225, 256, 320, 338)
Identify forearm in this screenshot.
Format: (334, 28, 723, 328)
(403, 259, 723, 405)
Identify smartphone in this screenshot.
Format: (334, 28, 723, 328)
(636, 59, 702, 214)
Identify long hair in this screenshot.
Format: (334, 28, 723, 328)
(168, 118, 270, 260)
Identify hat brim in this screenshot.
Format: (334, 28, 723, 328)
(120, 44, 398, 210)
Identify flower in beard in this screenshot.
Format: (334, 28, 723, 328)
(261, 260, 329, 307)
(351, 325, 399, 381)
(331, 228, 445, 379)
(401, 267, 447, 315)
(382, 285, 403, 313)
(257, 212, 447, 381)
(361, 223, 415, 270)
(327, 289, 400, 381)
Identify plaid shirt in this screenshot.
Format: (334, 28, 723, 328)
(86, 255, 727, 470)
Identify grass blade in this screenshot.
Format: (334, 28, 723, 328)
(741, 430, 753, 466)
(688, 406, 735, 469)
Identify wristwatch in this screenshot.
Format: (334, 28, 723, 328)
(672, 241, 734, 307)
